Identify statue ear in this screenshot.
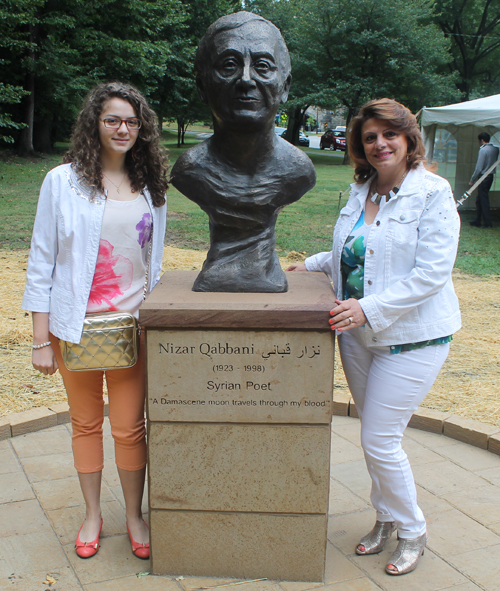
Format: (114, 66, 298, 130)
(196, 76, 208, 104)
(280, 74, 292, 104)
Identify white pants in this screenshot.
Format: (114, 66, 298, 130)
(338, 328, 450, 538)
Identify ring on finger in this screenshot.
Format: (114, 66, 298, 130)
(348, 316, 354, 324)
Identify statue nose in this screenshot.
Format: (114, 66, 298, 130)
(237, 63, 256, 88)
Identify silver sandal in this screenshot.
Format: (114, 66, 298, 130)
(385, 531, 428, 575)
(356, 521, 397, 555)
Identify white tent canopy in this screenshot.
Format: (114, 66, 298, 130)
(422, 94, 500, 128)
(421, 94, 500, 207)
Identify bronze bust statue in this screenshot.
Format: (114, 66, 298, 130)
(171, 11, 316, 292)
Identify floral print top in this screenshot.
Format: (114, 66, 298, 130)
(341, 209, 369, 301)
(341, 210, 452, 354)
(87, 194, 151, 317)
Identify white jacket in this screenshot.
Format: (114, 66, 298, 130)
(22, 163, 167, 343)
(305, 164, 461, 347)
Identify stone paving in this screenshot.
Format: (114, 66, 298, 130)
(2, 414, 500, 590)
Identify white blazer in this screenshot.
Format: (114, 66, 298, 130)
(305, 164, 461, 346)
(22, 163, 167, 343)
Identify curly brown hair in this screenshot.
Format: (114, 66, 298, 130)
(348, 98, 433, 184)
(63, 82, 168, 206)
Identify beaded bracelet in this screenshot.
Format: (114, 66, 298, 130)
(32, 341, 52, 350)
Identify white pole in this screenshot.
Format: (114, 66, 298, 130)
(456, 157, 500, 208)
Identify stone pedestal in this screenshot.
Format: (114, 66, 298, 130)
(140, 271, 336, 582)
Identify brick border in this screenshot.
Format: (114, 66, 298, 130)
(1, 396, 500, 456)
(0, 396, 109, 441)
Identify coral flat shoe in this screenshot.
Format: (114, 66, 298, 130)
(75, 518, 103, 558)
(126, 520, 150, 559)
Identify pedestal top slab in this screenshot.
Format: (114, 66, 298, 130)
(140, 271, 335, 329)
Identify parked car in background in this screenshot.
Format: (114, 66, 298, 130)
(320, 129, 346, 151)
(280, 130, 310, 147)
(297, 130, 310, 147)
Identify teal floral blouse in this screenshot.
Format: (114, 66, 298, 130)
(341, 210, 368, 300)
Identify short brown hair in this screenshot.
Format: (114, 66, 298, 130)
(195, 11, 291, 84)
(348, 98, 430, 183)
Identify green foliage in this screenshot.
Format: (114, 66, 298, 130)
(433, 0, 500, 100)
(0, 0, 190, 151)
(295, 1, 454, 114)
(0, 1, 33, 143)
(179, 0, 242, 41)
(0, 82, 28, 143)
(317, 0, 456, 115)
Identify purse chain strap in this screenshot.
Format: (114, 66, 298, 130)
(137, 213, 154, 337)
(142, 218, 153, 302)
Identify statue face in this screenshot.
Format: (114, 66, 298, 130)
(199, 21, 291, 131)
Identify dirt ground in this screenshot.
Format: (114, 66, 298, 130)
(1, 247, 499, 427)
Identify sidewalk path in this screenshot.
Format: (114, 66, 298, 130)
(2, 415, 500, 590)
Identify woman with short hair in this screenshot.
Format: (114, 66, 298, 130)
(288, 98, 461, 576)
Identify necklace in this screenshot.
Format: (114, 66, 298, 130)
(370, 169, 409, 206)
(103, 172, 126, 194)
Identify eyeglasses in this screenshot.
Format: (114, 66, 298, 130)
(100, 117, 142, 130)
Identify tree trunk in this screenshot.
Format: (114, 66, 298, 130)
(458, 70, 471, 102)
(17, 73, 35, 156)
(283, 106, 302, 145)
(34, 115, 53, 153)
(342, 107, 357, 165)
(17, 24, 37, 157)
(177, 118, 188, 148)
(177, 123, 182, 148)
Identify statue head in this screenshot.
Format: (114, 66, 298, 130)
(194, 11, 291, 132)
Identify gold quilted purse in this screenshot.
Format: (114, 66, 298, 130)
(59, 312, 140, 371)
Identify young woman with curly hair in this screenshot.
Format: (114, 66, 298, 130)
(23, 82, 169, 560)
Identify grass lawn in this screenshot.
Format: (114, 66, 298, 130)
(0, 152, 64, 248)
(163, 122, 213, 134)
(1, 132, 499, 276)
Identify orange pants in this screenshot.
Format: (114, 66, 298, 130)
(51, 333, 147, 473)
